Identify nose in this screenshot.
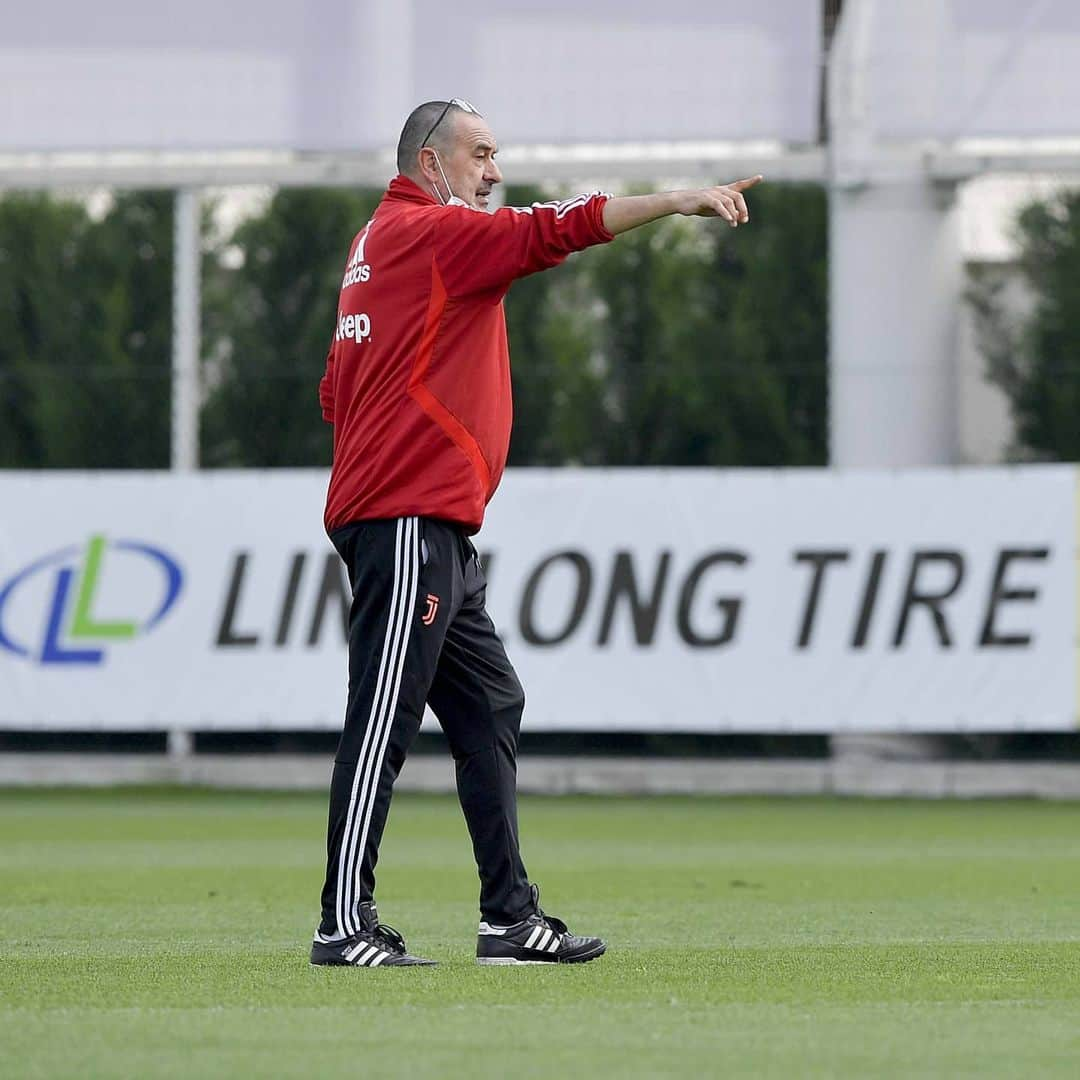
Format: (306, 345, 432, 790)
(486, 159, 503, 185)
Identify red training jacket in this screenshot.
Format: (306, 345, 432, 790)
(319, 176, 613, 534)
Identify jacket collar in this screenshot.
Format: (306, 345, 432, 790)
(386, 174, 439, 206)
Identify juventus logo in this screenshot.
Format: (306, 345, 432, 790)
(421, 593, 440, 626)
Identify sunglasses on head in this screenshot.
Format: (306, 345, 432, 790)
(421, 98, 479, 148)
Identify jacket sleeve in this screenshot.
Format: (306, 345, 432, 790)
(433, 193, 614, 297)
(318, 345, 335, 424)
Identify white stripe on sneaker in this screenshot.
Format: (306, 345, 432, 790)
(355, 944, 378, 966)
(370, 951, 388, 967)
(547, 933, 562, 953)
(344, 942, 367, 962)
(476, 957, 550, 966)
(524, 926, 544, 950)
(535, 928, 553, 951)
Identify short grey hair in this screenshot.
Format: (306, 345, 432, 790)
(395, 100, 477, 175)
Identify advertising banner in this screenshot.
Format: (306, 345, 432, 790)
(0, 468, 1075, 732)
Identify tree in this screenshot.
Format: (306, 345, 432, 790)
(0, 193, 88, 467)
(201, 187, 382, 467)
(505, 183, 829, 466)
(500, 185, 597, 465)
(43, 191, 174, 468)
(970, 190, 1080, 461)
(198, 181, 826, 470)
(1, 181, 827, 471)
(0, 190, 173, 468)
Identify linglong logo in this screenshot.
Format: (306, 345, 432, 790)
(0, 535, 184, 665)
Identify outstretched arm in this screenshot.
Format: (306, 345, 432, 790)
(433, 176, 764, 298)
(601, 176, 764, 235)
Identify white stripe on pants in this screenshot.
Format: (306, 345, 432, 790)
(335, 517, 419, 937)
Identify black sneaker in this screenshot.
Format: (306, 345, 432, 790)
(476, 884, 606, 965)
(310, 901, 436, 967)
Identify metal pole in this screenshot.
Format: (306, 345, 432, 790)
(171, 187, 201, 471)
(827, 0, 961, 467)
(828, 176, 961, 466)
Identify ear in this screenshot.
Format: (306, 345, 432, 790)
(417, 146, 441, 184)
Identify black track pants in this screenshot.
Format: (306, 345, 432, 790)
(319, 516, 531, 938)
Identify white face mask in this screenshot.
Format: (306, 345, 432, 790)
(428, 148, 470, 208)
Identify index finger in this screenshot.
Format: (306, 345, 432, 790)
(729, 175, 764, 192)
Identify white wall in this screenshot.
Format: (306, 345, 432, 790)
(0, 0, 821, 152)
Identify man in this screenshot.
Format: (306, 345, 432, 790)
(311, 99, 761, 968)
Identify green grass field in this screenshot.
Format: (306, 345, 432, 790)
(1, 788, 1078, 1078)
